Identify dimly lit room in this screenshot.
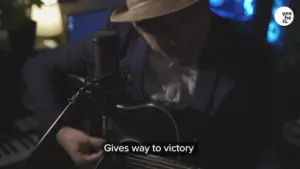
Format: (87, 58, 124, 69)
(0, 0, 299, 168)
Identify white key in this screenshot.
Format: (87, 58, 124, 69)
(15, 116, 38, 132)
(29, 134, 39, 144)
(0, 148, 6, 159)
(0, 134, 40, 166)
(25, 117, 39, 129)
(15, 119, 29, 132)
(2, 144, 13, 155)
(0, 143, 15, 166)
(21, 137, 34, 149)
(0, 140, 33, 166)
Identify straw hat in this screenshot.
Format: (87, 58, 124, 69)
(110, 0, 200, 22)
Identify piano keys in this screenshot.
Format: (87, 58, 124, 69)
(0, 116, 40, 168)
(0, 134, 39, 166)
(14, 117, 39, 133)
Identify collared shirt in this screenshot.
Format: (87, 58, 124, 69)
(144, 50, 198, 109)
(141, 14, 238, 115)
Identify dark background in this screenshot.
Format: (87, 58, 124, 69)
(0, 0, 298, 168)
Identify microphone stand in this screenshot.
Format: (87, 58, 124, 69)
(20, 72, 116, 169)
(21, 31, 121, 169)
(36, 30, 121, 147)
(35, 72, 114, 148)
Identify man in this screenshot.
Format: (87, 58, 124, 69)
(23, 0, 277, 168)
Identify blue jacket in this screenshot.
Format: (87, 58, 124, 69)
(22, 14, 283, 169)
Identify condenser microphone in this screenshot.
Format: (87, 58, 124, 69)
(93, 30, 121, 79)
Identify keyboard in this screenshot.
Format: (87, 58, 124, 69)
(0, 116, 40, 168)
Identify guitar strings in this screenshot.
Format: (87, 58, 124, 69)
(116, 103, 181, 161)
(93, 155, 104, 169)
(93, 153, 195, 169)
(124, 154, 191, 169)
(93, 103, 187, 169)
(126, 160, 168, 169)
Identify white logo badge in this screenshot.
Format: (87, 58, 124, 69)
(274, 6, 294, 26)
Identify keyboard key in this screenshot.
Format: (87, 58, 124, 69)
(25, 117, 39, 130)
(6, 143, 18, 154)
(0, 149, 4, 158)
(26, 137, 34, 145)
(15, 117, 39, 132)
(0, 140, 34, 166)
(0, 144, 11, 155)
(11, 140, 28, 154)
(20, 138, 31, 149)
(15, 120, 29, 132)
(29, 134, 39, 144)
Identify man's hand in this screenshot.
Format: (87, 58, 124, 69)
(282, 119, 300, 147)
(56, 127, 105, 167)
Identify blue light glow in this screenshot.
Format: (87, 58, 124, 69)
(68, 16, 74, 31)
(266, 0, 288, 47)
(209, 0, 256, 22)
(267, 20, 282, 43)
(210, 0, 225, 7)
(209, 0, 287, 47)
(244, 0, 255, 16)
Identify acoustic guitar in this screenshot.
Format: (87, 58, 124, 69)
(21, 75, 203, 169)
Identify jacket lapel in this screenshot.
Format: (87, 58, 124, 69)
(121, 34, 235, 112)
(190, 71, 235, 116)
(121, 36, 149, 102)
(210, 75, 235, 116)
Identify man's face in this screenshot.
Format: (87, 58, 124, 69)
(134, 1, 210, 63)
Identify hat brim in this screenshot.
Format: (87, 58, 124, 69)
(110, 0, 200, 22)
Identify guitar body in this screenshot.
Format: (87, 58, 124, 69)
(97, 104, 195, 169)
(111, 104, 180, 144)
(23, 102, 202, 169)
(22, 75, 203, 169)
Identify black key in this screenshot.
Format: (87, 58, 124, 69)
(0, 144, 11, 155)
(7, 142, 18, 153)
(20, 138, 31, 149)
(26, 135, 36, 145)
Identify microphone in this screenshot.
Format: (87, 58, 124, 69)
(93, 31, 121, 79)
(92, 31, 120, 139)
